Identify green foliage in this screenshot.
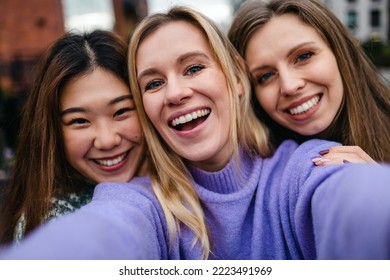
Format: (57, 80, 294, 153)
(362, 37, 390, 67)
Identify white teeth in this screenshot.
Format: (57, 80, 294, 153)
(96, 152, 126, 167)
(289, 95, 320, 115)
(171, 109, 211, 127)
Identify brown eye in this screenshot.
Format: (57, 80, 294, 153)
(114, 108, 131, 117)
(69, 118, 89, 125)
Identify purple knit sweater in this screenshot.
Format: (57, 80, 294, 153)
(2, 139, 390, 259)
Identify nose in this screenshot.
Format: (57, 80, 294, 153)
(94, 121, 121, 150)
(279, 69, 305, 96)
(164, 76, 192, 105)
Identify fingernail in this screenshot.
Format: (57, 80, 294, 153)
(319, 149, 329, 155)
(312, 157, 331, 163)
(343, 159, 350, 164)
(312, 157, 322, 162)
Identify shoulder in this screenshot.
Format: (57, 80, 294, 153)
(278, 139, 341, 156)
(48, 191, 93, 220)
(277, 139, 344, 197)
(277, 139, 340, 169)
(93, 176, 154, 202)
(91, 176, 162, 216)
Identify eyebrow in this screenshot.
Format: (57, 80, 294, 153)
(60, 94, 132, 116)
(286, 41, 315, 57)
(137, 51, 209, 80)
(250, 41, 315, 73)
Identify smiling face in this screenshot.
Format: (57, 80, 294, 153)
(60, 67, 144, 183)
(136, 20, 233, 171)
(245, 13, 344, 136)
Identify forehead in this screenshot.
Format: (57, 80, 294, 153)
(251, 13, 322, 44)
(60, 68, 128, 106)
(136, 20, 213, 67)
(245, 14, 326, 61)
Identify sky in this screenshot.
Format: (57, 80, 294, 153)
(62, 0, 234, 33)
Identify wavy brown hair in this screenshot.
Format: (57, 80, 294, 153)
(0, 30, 130, 245)
(229, 0, 390, 162)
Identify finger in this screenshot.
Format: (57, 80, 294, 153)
(327, 146, 376, 163)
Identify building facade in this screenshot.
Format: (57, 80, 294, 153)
(322, 0, 389, 42)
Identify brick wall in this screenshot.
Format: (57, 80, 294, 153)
(0, 0, 65, 61)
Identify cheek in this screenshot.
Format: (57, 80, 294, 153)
(255, 88, 276, 113)
(142, 96, 161, 125)
(62, 129, 89, 158)
(62, 129, 75, 156)
(123, 119, 144, 143)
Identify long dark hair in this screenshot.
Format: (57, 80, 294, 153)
(0, 30, 129, 244)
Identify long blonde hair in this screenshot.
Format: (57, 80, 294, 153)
(129, 6, 270, 259)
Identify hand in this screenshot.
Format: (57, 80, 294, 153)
(312, 146, 377, 166)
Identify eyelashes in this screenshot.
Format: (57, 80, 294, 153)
(253, 51, 315, 85)
(143, 64, 206, 92)
(63, 106, 135, 127)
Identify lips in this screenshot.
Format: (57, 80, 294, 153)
(170, 108, 211, 131)
(94, 151, 128, 167)
(286, 94, 321, 115)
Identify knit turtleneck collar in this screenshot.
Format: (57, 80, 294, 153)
(186, 148, 255, 194)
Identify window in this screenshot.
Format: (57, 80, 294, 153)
(371, 10, 381, 28)
(347, 10, 358, 29)
(62, 0, 115, 32)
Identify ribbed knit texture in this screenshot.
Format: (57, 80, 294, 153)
(2, 139, 390, 260)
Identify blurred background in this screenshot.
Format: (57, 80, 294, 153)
(0, 0, 390, 182)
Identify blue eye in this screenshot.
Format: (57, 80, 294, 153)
(186, 65, 204, 75)
(296, 52, 313, 63)
(257, 72, 274, 84)
(145, 80, 163, 91)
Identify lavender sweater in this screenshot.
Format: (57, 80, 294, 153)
(2, 139, 390, 259)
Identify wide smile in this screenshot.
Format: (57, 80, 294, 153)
(286, 94, 322, 115)
(93, 151, 129, 167)
(169, 108, 211, 131)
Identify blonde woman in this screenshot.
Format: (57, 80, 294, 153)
(2, 7, 390, 260)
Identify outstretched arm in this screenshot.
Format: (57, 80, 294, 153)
(0, 179, 168, 260)
(311, 164, 390, 259)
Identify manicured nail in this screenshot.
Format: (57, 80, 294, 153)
(312, 157, 331, 163)
(312, 157, 322, 163)
(343, 159, 350, 164)
(319, 149, 329, 155)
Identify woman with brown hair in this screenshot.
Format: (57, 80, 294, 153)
(228, 0, 390, 165)
(2, 6, 390, 260)
(0, 30, 147, 245)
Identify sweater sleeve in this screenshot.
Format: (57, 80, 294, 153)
(311, 163, 390, 259)
(0, 178, 169, 260)
(281, 140, 390, 259)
